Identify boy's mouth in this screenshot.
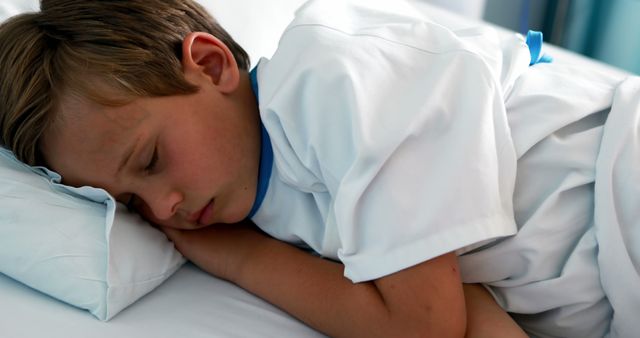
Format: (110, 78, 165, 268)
(188, 199, 215, 225)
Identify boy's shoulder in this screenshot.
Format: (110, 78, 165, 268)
(282, 0, 494, 64)
(287, 0, 431, 38)
(289, 0, 421, 27)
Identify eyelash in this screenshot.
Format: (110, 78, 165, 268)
(144, 147, 159, 173)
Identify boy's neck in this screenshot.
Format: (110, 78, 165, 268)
(238, 70, 260, 120)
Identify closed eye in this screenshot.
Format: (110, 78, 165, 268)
(144, 147, 158, 173)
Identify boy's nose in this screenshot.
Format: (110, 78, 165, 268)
(139, 188, 183, 222)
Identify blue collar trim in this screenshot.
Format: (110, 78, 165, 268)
(247, 67, 273, 219)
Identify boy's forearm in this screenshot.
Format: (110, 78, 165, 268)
(463, 284, 528, 338)
(170, 224, 466, 338)
(233, 235, 392, 338)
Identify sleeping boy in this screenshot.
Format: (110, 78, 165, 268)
(1, 0, 638, 337)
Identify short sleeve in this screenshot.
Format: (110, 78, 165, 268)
(258, 1, 519, 282)
(332, 53, 518, 282)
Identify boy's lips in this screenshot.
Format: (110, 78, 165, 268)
(188, 199, 215, 225)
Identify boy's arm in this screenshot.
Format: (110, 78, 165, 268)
(463, 284, 528, 338)
(162, 221, 466, 338)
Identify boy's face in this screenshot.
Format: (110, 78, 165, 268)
(42, 81, 261, 229)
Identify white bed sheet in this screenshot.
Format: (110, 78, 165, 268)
(0, 3, 632, 338)
(0, 263, 325, 338)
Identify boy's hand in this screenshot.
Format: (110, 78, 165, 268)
(158, 220, 267, 282)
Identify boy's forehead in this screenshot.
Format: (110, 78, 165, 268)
(44, 95, 152, 186)
(59, 95, 147, 139)
(55, 95, 149, 160)
(61, 93, 146, 125)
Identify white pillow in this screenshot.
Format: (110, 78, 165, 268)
(0, 148, 186, 321)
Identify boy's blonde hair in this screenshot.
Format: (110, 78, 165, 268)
(0, 0, 250, 165)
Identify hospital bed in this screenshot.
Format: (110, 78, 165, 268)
(0, 1, 631, 338)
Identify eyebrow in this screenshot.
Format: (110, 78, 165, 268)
(116, 137, 140, 175)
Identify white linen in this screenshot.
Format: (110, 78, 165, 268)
(458, 61, 624, 337)
(252, 0, 521, 283)
(593, 76, 640, 338)
(0, 263, 325, 338)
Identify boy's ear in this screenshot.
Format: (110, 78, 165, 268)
(181, 32, 240, 93)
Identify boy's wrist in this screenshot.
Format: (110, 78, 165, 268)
(222, 224, 274, 284)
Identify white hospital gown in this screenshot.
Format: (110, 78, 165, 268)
(249, 0, 639, 336)
(252, 0, 519, 283)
